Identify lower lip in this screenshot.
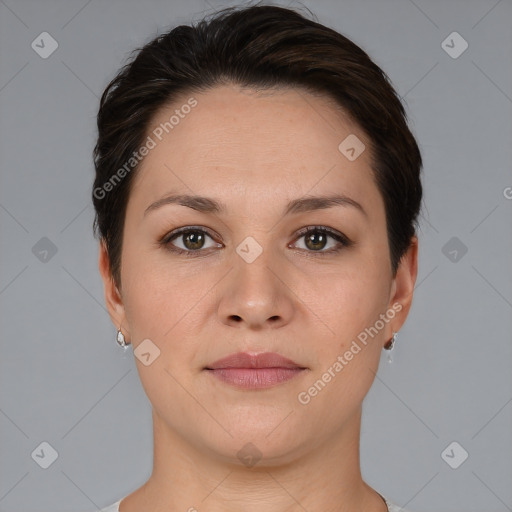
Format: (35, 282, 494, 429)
(206, 368, 305, 389)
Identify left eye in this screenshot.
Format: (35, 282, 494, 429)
(161, 226, 350, 256)
(291, 226, 350, 254)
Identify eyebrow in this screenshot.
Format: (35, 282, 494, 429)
(144, 193, 367, 218)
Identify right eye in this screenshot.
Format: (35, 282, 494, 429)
(161, 227, 222, 256)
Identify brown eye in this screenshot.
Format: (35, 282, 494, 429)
(161, 225, 351, 257)
(180, 231, 207, 250)
(163, 227, 219, 255)
(304, 230, 328, 251)
(291, 226, 351, 255)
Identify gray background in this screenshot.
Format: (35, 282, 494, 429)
(0, 0, 511, 511)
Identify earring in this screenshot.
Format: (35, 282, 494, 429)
(116, 328, 129, 349)
(383, 331, 397, 363)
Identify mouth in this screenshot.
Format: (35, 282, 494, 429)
(204, 352, 307, 390)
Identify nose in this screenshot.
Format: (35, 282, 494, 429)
(217, 254, 295, 330)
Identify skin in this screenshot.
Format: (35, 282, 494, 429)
(99, 83, 418, 512)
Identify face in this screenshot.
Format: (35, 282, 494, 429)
(99, 84, 417, 465)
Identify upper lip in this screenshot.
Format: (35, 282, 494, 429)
(205, 352, 305, 370)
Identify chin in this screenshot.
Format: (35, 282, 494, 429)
(196, 417, 313, 468)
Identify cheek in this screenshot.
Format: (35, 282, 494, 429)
(120, 242, 182, 340)
(308, 259, 391, 379)
(120, 246, 212, 372)
(322, 254, 390, 329)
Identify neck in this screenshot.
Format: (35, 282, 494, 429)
(122, 406, 387, 512)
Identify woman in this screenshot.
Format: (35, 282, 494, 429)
(93, 3, 422, 511)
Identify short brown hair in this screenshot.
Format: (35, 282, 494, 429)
(93, 2, 422, 288)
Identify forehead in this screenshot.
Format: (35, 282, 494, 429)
(129, 84, 382, 216)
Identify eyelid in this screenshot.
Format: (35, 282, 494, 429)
(160, 225, 352, 255)
(292, 225, 351, 245)
(160, 225, 221, 249)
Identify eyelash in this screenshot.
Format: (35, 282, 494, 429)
(159, 225, 352, 258)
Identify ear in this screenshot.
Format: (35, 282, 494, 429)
(385, 236, 418, 345)
(98, 240, 129, 342)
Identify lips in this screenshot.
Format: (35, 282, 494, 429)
(204, 352, 307, 389)
(205, 352, 305, 370)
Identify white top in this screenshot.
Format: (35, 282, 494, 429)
(98, 494, 411, 511)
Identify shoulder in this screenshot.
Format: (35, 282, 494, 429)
(99, 495, 413, 512)
(382, 495, 415, 512)
(97, 499, 122, 512)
